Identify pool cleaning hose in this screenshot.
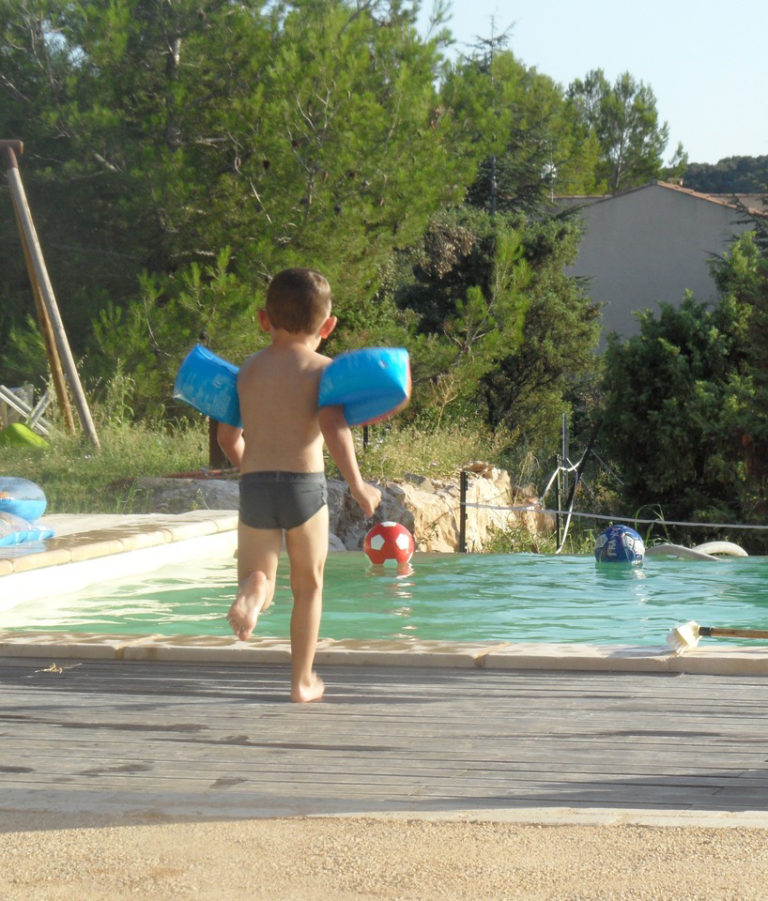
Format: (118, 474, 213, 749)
(667, 621, 768, 654)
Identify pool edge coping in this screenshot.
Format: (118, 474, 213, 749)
(2, 632, 768, 676)
(0, 510, 239, 575)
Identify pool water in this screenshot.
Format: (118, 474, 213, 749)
(4, 552, 768, 646)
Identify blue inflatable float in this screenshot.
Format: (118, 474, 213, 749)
(0, 477, 54, 547)
(174, 344, 411, 428)
(0, 511, 54, 547)
(173, 345, 242, 427)
(0, 476, 47, 522)
(318, 347, 411, 426)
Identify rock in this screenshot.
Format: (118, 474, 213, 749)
(128, 477, 239, 514)
(330, 466, 553, 553)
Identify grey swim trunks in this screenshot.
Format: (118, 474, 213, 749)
(239, 471, 327, 531)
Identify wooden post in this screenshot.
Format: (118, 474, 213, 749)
(8, 176, 75, 433)
(1, 140, 100, 448)
(208, 418, 227, 469)
(458, 469, 468, 553)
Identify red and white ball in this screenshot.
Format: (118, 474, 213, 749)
(363, 521, 415, 565)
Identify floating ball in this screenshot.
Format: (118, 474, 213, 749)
(594, 524, 645, 565)
(364, 521, 415, 565)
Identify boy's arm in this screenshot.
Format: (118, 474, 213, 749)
(216, 422, 245, 470)
(318, 405, 381, 518)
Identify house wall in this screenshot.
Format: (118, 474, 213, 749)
(564, 183, 753, 341)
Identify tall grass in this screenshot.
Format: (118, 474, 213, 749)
(344, 421, 517, 482)
(0, 421, 209, 513)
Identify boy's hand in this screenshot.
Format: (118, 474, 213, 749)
(353, 482, 382, 519)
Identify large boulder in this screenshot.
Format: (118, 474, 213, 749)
(329, 463, 553, 552)
(127, 477, 239, 514)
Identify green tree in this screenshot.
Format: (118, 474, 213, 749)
(441, 47, 602, 213)
(395, 204, 599, 446)
(0, 0, 238, 375)
(566, 69, 671, 193)
(478, 213, 600, 441)
(710, 229, 768, 519)
(683, 155, 768, 193)
(599, 294, 753, 539)
(1, 0, 473, 397)
(393, 44, 602, 447)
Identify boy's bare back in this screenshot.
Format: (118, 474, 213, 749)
(237, 338, 331, 475)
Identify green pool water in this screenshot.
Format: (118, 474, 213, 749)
(4, 552, 768, 646)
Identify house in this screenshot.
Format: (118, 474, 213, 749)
(560, 181, 766, 342)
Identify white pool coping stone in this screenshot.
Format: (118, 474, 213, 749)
(2, 511, 768, 675)
(2, 628, 768, 675)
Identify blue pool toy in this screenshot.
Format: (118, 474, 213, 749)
(0, 476, 47, 522)
(173, 345, 242, 427)
(174, 344, 410, 427)
(319, 347, 411, 426)
(0, 511, 54, 547)
(594, 524, 645, 565)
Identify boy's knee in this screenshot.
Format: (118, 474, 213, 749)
(290, 568, 323, 597)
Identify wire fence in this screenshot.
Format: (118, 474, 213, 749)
(458, 459, 768, 554)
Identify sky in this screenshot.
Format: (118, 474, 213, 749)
(417, 0, 768, 165)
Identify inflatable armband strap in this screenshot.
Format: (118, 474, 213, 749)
(173, 345, 242, 427)
(319, 347, 411, 426)
(0, 511, 54, 547)
(0, 476, 47, 521)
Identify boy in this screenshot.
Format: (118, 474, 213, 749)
(218, 267, 381, 702)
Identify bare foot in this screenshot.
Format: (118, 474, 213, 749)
(291, 672, 325, 703)
(227, 571, 270, 641)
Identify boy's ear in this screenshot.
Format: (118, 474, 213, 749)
(318, 315, 337, 339)
(257, 309, 271, 331)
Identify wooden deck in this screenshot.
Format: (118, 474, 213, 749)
(2, 655, 767, 828)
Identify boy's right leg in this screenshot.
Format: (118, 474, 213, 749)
(284, 505, 329, 702)
(227, 521, 282, 641)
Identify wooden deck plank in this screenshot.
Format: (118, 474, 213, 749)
(1, 656, 767, 824)
(4, 739, 764, 774)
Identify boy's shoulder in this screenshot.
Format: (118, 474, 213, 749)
(240, 344, 333, 372)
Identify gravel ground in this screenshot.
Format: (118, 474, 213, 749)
(3, 817, 768, 899)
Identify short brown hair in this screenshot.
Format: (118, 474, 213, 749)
(265, 267, 332, 333)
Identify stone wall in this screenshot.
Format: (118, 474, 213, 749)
(129, 464, 553, 553)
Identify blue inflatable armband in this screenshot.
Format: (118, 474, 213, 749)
(173, 345, 242, 427)
(0, 476, 47, 522)
(319, 348, 411, 426)
(0, 511, 54, 547)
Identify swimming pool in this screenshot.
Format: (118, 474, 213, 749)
(3, 551, 767, 646)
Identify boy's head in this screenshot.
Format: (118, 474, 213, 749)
(266, 267, 332, 334)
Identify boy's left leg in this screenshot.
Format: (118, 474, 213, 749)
(227, 521, 282, 641)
